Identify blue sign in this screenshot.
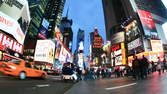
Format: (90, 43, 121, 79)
(42, 18, 49, 29)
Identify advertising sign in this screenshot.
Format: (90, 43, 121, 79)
(55, 41, 61, 59)
(150, 40, 163, 52)
(58, 47, 68, 62)
(111, 43, 126, 66)
(34, 40, 55, 64)
(128, 38, 142, 51)
(0, 0, 30, 34)
(0, 12, 25, 44)
(0, 32, 23, 54)
(55, 27, 63, 41)
(38, 19, 49, 38)
(41, 18, 49, 29)
(137, 9, 158, 39)
(125, 20, 141, 42)
(127, 38, 143, 55)
(93, 31, 103, 48)
(111, 32, 125, 45)
(78, 53, 84, 68)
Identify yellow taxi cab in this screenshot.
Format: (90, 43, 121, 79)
(0, 59, 47, 80)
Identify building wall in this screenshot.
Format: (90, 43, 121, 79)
(155, 23, 167, 44)
(44, 0, 66, 38)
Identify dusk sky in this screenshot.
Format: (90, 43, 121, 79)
(62, 0, 106, 55)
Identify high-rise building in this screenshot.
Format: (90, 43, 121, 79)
(44, 0, 66, 38)
(26, 0, 48, 40)
(102, 0, 167, 64)
(90, 28, 103, 65)
(76, 29, 84, 50)
(60, 16, 73, 51)
(102, 0, 167, 41)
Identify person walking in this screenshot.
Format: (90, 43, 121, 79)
(157, 57, 163, 75)
(140, 55, 149, 79)
(132, 55, 140, 80)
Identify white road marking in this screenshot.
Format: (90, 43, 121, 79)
(105, 83, 137, 90)
(36, 84, 50, 88)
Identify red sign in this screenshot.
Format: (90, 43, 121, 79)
(111, 44, 121, 52)
(0, 32, 23, 54)
(93, 36, 102, 48)
(137, 9, 156, 29)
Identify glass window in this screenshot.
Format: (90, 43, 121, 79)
(25, 63, 32, 68)
(8, 59, 21, 65)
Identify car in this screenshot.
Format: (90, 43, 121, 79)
(0, 59, 47, 80)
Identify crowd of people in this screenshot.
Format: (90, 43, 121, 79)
(61, 55, 167, 81)
(131, 55, 166, 80)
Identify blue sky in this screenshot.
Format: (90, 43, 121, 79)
(62, 0, 106, 55)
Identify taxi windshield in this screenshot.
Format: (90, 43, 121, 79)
(8, 59, 21, 65)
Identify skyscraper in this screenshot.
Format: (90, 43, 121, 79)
(26, 0, 48, 40)
(60, 16, 73, 51)
(44, 0, 66, 38)
(102, 0, 167, 41)
(90, 28, 103, 65)
(102, 0, 167, 64)
(76, 29, 84, 51)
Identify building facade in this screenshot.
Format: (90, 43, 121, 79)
(60, 17, 73, 51)
(90, 28, 103, 66)
(44, 0, 66, 38)
(0, 0, 30, 60)
(102, 0, 167, 65)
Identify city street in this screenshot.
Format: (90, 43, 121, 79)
(0, 74, 74, 94)
(66, 72, 167, 94)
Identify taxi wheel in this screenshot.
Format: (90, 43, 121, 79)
(19, 72, 26, 80)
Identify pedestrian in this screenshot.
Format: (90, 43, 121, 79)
(140, 55, 149, 79)
(157, 57, 163, 75)
(76, 67, 82, 81)
(148, 62, 152, 74)
(132, 55, 140, 80)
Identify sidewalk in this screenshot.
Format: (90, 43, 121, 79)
(64, 76, 132, 94)
(64, 72, 167, 94)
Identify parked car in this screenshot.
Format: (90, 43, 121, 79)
(0, 59, 47, 80)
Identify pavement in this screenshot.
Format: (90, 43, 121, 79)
(0, 73, 74, 94)
(65, 72, 167, 94)
(1, 72, 167, 94)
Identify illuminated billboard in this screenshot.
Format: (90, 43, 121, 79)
(55, 41, 61, 59)
(137, 9, 158, 39)
(92, 31, 103, 48)
(111, 43, 126, 66)
(0, 0, 31, 34)
(0, 12, 25, 44)
(38, 19, 50, 38)
(0, 32, 24, 54)
(111, 32, 125, 45)
(150, 40, 163, 52)
(34, 40, 55, 64)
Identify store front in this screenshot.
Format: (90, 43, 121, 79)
(111, 43, 126, 66)
(0, 31, 24, 61)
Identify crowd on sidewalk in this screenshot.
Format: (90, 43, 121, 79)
(61, 55, 167, 81)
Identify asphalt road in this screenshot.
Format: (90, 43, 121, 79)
(0, 75, 74, 94)
(66, 72, 167, 94)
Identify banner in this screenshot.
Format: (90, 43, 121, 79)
(0, 32, 23, 54)
(137, 9, 158, 39)
(34, 40, 55, 64)
(0, 0, 30, 34)
(0, 12, 25, 44)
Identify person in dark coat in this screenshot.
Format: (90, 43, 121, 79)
(140, 55, 149, 79)
(132, 55, 140, 80)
